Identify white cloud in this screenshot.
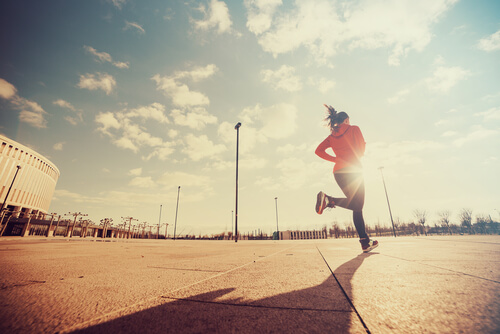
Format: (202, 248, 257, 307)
(128, 167, 142, 176)
(241, 103, 298, 139)
(248, 0, 457, 66)
(182, 133, 226, 161)
(0, 78, 17, 99)
(53, 142, 64, 151)
(442, 131, 457, 137)
(125, 103, 170, 124)
(152, 65, 217, 107)
(245, 0, 282, 35)
(114, 136, 138, 152)
(53, 99, 76, 111)
(193, 0, 235, 35)
(170, 107, 217, 129)
(261, 65, 302, 92)
(0, 78, 48, 128)
(53, 99, 83, 125)
(84, 45, 129, 69)
(425, 66, 471, 93)
(477, 29, 500, 51)
(128, 176, 156, 188)
(387, 89, 410, 104)
(77, 72, 116, 95)
(109, 0, 126, 10)
(95, 104, 176, 160)
(277, 143, 308, 154)
(453, 126, 498, 147)
(475, 107, 500, 121)
(316, 77, 335, 94)
(84, 45, 112, 63)
(124, 21, 145, 34)
(218, 103, 298, 154)
(95, 111, 121, 135)
(276, 158, 322, 189)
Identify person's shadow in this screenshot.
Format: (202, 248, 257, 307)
(72, 252, 376, 334)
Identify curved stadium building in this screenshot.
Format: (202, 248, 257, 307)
(0, 134, 59, 218)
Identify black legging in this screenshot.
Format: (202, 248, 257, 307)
(332, 168, 368, 240)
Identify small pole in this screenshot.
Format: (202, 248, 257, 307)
(378, 167, 396, 237)
(174, 186, 180, 240)
(234, 122, 241, 243)
(0, 165, 22, 214)
(275, 197, 279, 240)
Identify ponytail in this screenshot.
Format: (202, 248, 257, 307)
(324, 105, 349, 133)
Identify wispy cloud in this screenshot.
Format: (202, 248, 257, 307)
(261, 65, 302, 92)
(246, 0, 458, 66)
(475, 107, 500, 121)
(170, 107, 217, 129)
(128, 176, 157, 188)
(53, 142, 64, 151)
(152, 64, 218, 107)
(425, 66, 471, 94)
(124, 21, 145, 34)
(182, 133, 226, 161)
(245, 0, 282, 35)
(192, 0, 237, 35)
(218, 103, 298, 154)
(109, 0, 126, 10)
(453, 126, 498, 147)
(387, 89, 410, 104)
(95, 103, 176, 160)
(54, 99, 83, 125)
(84, 45, 129, 69)
(477, 29, 500, 51)
(0, 78, 17, 99)
(77, 72, 116, 95)
(0, 78, 48, 128)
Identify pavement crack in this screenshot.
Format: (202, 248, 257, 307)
(316, 246, 371, 334)
(147, 266, 223, 273)
(1, 280, 46, 290)
(160, 296, 352, 313)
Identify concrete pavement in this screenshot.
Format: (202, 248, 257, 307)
(0, 236, 498, 333)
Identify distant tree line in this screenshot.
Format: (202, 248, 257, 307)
(327, 208, 499, 238)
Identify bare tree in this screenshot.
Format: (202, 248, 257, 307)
(413, 209, 428, 236)
(438, 210, 452, 235)
(459, 208, 473, 234)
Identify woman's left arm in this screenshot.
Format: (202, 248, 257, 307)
(315, 137, 337, 162)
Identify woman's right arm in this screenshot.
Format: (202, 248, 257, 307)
(315, 137, 337, 162)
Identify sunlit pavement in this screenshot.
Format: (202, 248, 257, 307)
(0, 235, 498, 333)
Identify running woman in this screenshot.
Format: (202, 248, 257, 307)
(315, 104, 378, 253)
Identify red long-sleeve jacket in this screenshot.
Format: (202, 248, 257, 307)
(315, 123, 366, 173)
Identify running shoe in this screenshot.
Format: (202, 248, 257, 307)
(316, 191, 329, 214)
(361, 239, 379, 253)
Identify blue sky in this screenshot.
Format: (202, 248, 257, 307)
(1, 0, 499, 236)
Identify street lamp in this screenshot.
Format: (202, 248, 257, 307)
(378, 167, 397, 237)
(0, 165, 21, 214)
(174, 186, 180, 240)
(234, 122, 241, 243)
(275, 197, 279, 240)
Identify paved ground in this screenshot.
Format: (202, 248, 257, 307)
(0, 235, 498, 333)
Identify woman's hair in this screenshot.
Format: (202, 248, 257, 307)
(325, 106, 349, 133)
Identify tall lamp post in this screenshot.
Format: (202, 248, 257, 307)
(234, 122, 241, 243)
(275, 197, 279, 240)
(0, 165, 21, 214)
(173, 186, 180, 240)
(378, 167, 397, 237)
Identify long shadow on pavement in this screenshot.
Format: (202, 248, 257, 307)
(72, 253, 375, 334)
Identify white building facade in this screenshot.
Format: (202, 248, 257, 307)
(0, 134, 60, 217)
